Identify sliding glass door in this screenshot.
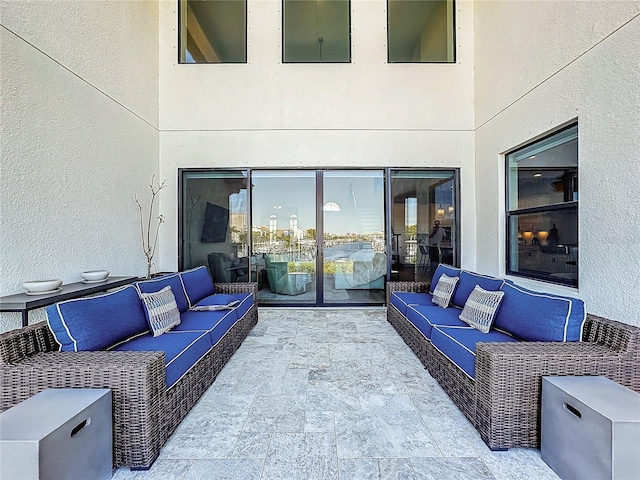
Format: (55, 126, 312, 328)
(180, 168, 460, 306)
(321, 170, 386, 304)
(389, 170, 458, 284)
(180, 170, 250, 283)
(251, 171, 317, 305)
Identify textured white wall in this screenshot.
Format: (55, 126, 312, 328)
(0, 1, 160, 332)
(474, 1, 640, 325)
(157, 0, 477, 271)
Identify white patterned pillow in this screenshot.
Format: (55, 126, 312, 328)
(431, 273, 459, 308)
(459, 285, 505, 333)
(139, 286, 181, 337)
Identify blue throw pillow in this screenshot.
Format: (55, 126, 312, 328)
(429, 264, 461, 294)
(46, 285, 149, 352)
(179, 266, 215, 308)
(452, 271, 505, 308)
(494, 282, 586, 342)
(136, 274, 189, 313)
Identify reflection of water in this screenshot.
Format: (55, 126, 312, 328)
(324, 242, 373, 260)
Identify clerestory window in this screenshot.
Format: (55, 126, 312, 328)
(387, 0, 455, 63)
(283, 0, 351, 63)
(179, 0, 247, 63)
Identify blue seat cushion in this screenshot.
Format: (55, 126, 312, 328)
(136, 274, 189, 313)
(46, 285, 149, 352)
(495, 282, 586, 342)
(429, 264, 461, 294)
(174, 310, 238, 345)
(389, 292, 433, 316)
(194, 293, 254, 320)
(405, 305, 467, 339)
(177, 310, 238, 345)
(110, 330, 212, 388)
(179, 266, 216, 307)
(431, 325, 519, 378)
(451, 271, 505, 308)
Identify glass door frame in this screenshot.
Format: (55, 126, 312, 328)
(178, 167, 461, 307)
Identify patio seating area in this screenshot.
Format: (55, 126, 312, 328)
(111, 308, 560, 480)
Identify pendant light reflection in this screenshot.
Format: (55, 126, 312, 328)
(323, 201, 341, 212)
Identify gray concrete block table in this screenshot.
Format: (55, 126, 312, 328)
(541, 376, 640, 480)
(0, 388, 113, 480)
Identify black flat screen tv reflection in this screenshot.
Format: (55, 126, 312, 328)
(201, 202, 229, 243)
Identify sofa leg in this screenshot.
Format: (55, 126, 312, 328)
(130, 466, 151, 471)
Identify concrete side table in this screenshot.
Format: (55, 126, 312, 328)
(541, 376, 640, 480)
(0, 389, 112, 480)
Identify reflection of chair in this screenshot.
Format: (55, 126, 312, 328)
(264, 255, 312, 296)
(418, 245, 429, 273)
(429, 245, 442, 264)
(207, 252, 249, 283)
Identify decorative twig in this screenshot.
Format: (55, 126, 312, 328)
(135, 175, 167, 279)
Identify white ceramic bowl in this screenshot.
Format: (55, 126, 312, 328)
(81, 270, 109, 281)
(23, 279, 63, 292)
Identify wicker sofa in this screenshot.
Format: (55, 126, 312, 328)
(0, 266, 258, 470)
(387, 265, 640, 450)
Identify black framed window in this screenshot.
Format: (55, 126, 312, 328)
(283, 0, 351, 63)
(387, 0, 455, 63)
(506, 124, 578, 287)
(179, 0, 247, 63)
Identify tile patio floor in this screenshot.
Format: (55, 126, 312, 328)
(113, 308, 559, 480)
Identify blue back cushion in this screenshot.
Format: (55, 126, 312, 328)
(495, 282, 586, 342)
(136, 274, 189, 313)
(180, 266, 216, 307)
(452, 271, 505, 308)
(46, 285, 149, 352)
(429, 264, 461, 294)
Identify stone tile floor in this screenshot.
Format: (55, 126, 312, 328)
(113, 308, 559, 480)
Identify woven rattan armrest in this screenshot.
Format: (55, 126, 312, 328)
(214, 282, 258, 296)
(386, 281, 430, 304)
(0, 350, 166, 468)
(474, 339, 636, 449)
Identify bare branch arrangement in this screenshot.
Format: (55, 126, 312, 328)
(135, 175, 167, 279)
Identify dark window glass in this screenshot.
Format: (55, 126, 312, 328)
(181, 171, 250, 282)
(179, 0, 247, 63)
(506, 125, 579, 287)
(283, 0, 351, 63)
(389, 170, 459, 285)
(388, 0, 455, 63)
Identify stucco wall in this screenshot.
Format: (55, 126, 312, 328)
(157, 0, 477, 272)
(0, 1, 160, 331)
(474, 1, 640, 325)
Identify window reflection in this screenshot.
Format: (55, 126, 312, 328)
(283, 0, 351, 63)
(179, 0, 247, 63)
(182, 171, 249, 283)
(506, 124, 579, 287)
(390, 170, 458, 284)
(388, 0, 455, 63)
